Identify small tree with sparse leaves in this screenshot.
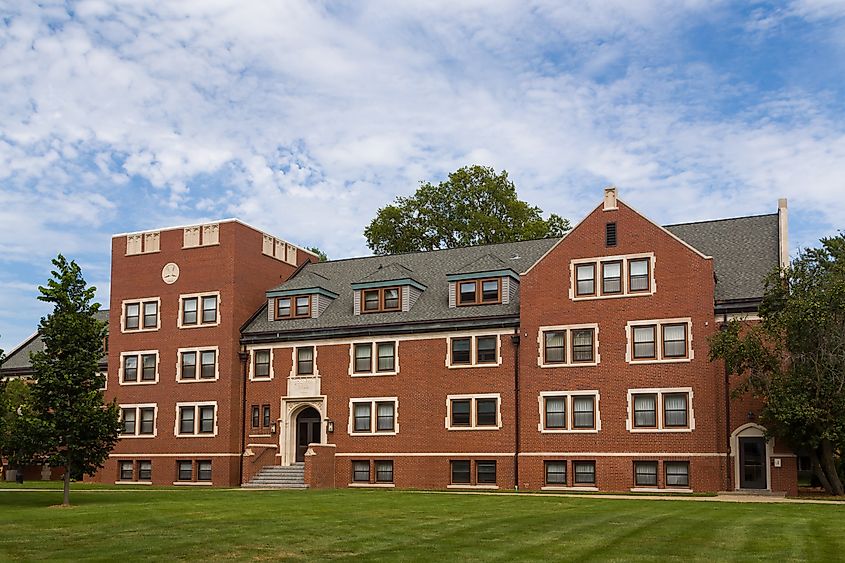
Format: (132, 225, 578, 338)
(28, 255, 120, 505)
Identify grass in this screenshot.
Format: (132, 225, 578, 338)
(0, 484, 843, 561)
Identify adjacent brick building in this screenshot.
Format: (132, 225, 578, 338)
(2, 187, 797, 494)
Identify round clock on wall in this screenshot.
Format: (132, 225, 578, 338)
(162, 262, 180, 284)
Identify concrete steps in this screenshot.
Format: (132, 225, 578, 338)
(242, 463, 307, 489)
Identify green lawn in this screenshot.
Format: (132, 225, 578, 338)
(0, 485, 843, 561)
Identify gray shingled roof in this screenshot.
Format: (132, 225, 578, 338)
(271, 270, 332, 292)
(451, 253, 513, 276)
(244, 238, 559, 338)
(665, 214, 779, 303)
(358, 262, 418, 284)
(1, 309, 109, 373)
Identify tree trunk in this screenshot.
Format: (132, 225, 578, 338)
(810, 450, 833, 494)
(820, 438, 844, 496)
(63, 464, 70, 506)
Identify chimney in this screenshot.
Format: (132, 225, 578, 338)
(603, 185, 618, 211)
(778, 198, 789, 269)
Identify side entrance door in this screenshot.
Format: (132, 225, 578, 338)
(295, 407, 322, 463)
(739, 437, 767, 489)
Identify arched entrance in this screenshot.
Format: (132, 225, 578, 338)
(731, 423, 772, 490)
(295, 407, 322, 462)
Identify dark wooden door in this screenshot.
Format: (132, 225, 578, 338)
(739, 437, 767, 489)
(295, 407, 321, 462)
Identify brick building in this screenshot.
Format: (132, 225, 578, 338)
(2, 187, 796, 493)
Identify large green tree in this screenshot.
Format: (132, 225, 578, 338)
(29, 255, 120, 505)
(364, 165, 570, 255)
(710, 234, 845, 495)
(0, 379, 49, 473)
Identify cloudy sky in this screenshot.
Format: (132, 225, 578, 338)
(1, 1, 844, 349)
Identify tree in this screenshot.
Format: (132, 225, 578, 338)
(364, 165, 571, 255)
(0, 379, 49, 473)
(306, 246, 329, 262)
(28, 255, 120, 506)
(710, 234, 845, 495)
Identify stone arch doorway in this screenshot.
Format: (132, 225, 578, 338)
(731, 423, 772, 490)
(294, 406, 322, 463)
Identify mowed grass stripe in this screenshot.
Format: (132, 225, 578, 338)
(0, 488, 843, 561)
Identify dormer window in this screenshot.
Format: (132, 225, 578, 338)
(362, 287, 401, 313)
(276, 295, 311, 320)
(457, 278, 501, 306)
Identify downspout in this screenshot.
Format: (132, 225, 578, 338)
(511, 332, 520, 491)
(238, 346, 249, 486)
(720, 312, 731, 491)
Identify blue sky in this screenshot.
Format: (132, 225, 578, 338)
(2, 1, 845, 350)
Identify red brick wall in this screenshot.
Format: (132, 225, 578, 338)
(304, 444, 336, 489)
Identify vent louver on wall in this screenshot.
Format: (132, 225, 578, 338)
(606, 222, 617, 247)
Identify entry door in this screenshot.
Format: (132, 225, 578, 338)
(295, 407, 322, 462)
(739, 437, 767, 489)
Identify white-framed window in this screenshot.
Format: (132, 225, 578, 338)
(119, 403, 158, 438)
(626, 388, 695, 432)
(537, 391, 601, 433)
(121, 297, 160, 333)
(119, 351, 159, 385)
(174, 402, 218, 437)
(178, 292, 221, 329)
(117, 459, 152, 483)
(349, 341, 399, 376)
(292, 346, 317, 376)
(445, 394, 502, 430)
(537, 324, 600, 367)
(347, 397, 399, 436)
(446, 335, 501, 368)
(249, 348, 274, 381)
(177, 347, 219, 382)
(569, 253, 656, 301)
(625, 318, 693, 363)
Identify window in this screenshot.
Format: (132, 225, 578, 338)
(543, 331, 565, 364)
(572, 396, 595, 429)
(628, 320, 692, 363)
(448, 395, 500, 430)
(572, 254, 655, 299)
(253, 350, 271, 379)
(176, 403, 217, 436)
(627, 389, 693, 431)
(575, 264, 595, 296)
(451, 338, 471, 365)
(123, 299, 159, 331)
(350, 399, 398, 435)
(662, 324, 687, 358)
(602, 261, 622, 294)
(632, 325, 656, 359)
(545, 461, 567, 485)
(633, 394, 657, 428)
(177, 461, 193, 481)
(375, 460, 394, 483)
(476, 461, 496, 484)
(573, 461, 596, 485)
(634, 461, 658, 487)
(544, 397, 566, 429)
(263, 405, 271, 428)
(457, 278, 501, 306)
(197, 460, 212, 481)
(628, 258, 650, 292)
(571, 329, 595, 363)
(121, 352, 157, 384)
(451, 460, 471, 484)
(120, 405, 156, 437)
(351, 341, 397, 375)
(352, 461, 370, 482)
(138, 461, 152, 481)
(448, 335, 500, 367)
(276, 295, 311, 319)
(119, 461, 134, 481)
(663, 394, 688, 427)
(179, 293, 219, 327)
(296, 347, 314, 375)
(251, 405, 260, 429)
(179, 349, 217, 381)
(665, 462, 690, 487)
(361, 287, 401, 313)
(606, 222, 617, 247)
(476, 336, 497, 364)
